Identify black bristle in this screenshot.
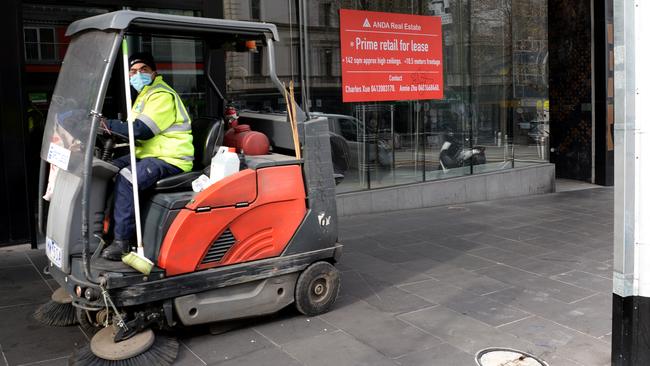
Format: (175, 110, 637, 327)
(34, 300, 77, 327)
(69, 334, 179, 366)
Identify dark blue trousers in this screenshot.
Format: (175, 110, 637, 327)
(112, 155, 182, 241)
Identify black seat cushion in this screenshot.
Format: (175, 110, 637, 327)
(153, 117, 223, 193)
(154, 171, 202, 192)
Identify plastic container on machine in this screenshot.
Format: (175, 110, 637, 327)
(210, 146, 240, 184)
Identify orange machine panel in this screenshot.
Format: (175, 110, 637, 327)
(187, 169, 257, 209)
(212, 199, 306, 267)
(158, 165, 306, 276)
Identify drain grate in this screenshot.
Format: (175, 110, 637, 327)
(475, 348, 548, 366)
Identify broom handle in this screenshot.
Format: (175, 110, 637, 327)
(288, 81, 301, 159)
(283, 83, 298, 158)
(121, 39, 144, 255)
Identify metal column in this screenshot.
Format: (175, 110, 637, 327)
(612, 0, 650, 364)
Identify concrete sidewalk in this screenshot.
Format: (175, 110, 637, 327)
(0, 187, 613, 366)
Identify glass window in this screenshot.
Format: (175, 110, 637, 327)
(251, 0, 261, 20)
(23, 27, 57, 61)
(24, 28, 39, 60)
(221, 0, 548, 193)
(337, 117, 358, 141)
(130, 6, 206, 119)
(224, 0, 301, 112)
(251, 50, 263, 75)
(124, 34, 206, 120)
(319, 3, 332, 26)
(39, 28, 56, 60)
(302, 0, 547, 192)
(22, 4, 109, 63)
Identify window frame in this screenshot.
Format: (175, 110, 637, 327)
(23, 26, 57, 62)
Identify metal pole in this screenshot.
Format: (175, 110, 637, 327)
(414, 102, 419, 177)
(612, 0, 650, 364)
(120, 38, 145, 257)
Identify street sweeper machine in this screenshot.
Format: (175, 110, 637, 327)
(36, 10, 342, 365)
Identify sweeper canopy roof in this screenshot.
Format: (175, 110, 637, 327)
(65, 10, 279, 40)
(40, 10, 279, 176)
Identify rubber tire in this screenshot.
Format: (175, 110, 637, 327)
(295, 261, 341, 316)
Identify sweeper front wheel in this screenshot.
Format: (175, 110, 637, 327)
(295, 261, 340, 316)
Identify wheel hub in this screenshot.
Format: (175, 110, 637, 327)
(314, 283, 325, 296)
(90, 326, 154, 361)
(310, 278, 329, 302)
(96, 309, 109, 326)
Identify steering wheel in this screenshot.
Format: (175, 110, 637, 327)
(96, 125, 129, 162)
(98, 124, 129, 142)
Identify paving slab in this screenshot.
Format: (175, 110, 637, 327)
(0, 266, 52, 307)
(319, 299, 442, 358)
(212, 347, 302, 366)
(253, 313, 336, 345)
(499, 316, 610, 366)
(0, 303, 86, 365)
(487, 287, 611, 338)
(397, 305, 539, 356)
(339, 271, 434, 314)
(550, 270, 612, 294)
(393, 342, 475, 366)
(0, 247, 31, 269)
(282, 331, 397, 366)
(476, 264, 597, 303)
(180, 328, 274, 364)
(174, 342, 208, 366)
(402, 261, 513, 295)
(0, 187, 614, 365)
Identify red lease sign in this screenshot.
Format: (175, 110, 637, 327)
(339, 9, 444, 102)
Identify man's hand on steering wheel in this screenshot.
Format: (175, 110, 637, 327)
(99, 117, 129, 142)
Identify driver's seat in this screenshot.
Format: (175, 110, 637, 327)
(153, 117, 224, 192)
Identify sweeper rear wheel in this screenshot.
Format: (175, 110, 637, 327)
(295, 261, 340, 316)
(69, 326, 179, 366)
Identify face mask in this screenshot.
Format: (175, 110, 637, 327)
(129, 72, 153, 92)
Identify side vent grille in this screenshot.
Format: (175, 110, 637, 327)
(201, 229, 236, 264)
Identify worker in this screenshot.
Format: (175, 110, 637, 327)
(101, 52, 194, 260)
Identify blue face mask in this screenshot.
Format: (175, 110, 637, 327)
(129, 72, 153, 92)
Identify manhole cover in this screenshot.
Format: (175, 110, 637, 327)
(475, 348, 548, 366)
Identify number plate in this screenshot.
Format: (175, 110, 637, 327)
(45, 237, 62, 268)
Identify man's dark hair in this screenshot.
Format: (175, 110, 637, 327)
(128, 52, 157, 71)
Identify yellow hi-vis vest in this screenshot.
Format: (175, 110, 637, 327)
(131, 75, 193, 172)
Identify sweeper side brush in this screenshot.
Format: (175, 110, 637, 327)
(69, 327, 179, 366)
(33, 287, 77, 327)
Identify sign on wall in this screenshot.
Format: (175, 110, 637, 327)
(339, 9, 444, 103)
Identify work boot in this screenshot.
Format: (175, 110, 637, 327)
(101, 239, 130, 261)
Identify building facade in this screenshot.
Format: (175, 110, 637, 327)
(0, 0, 610, 245)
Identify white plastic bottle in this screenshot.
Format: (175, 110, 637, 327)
(210, 146, 240, 184)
